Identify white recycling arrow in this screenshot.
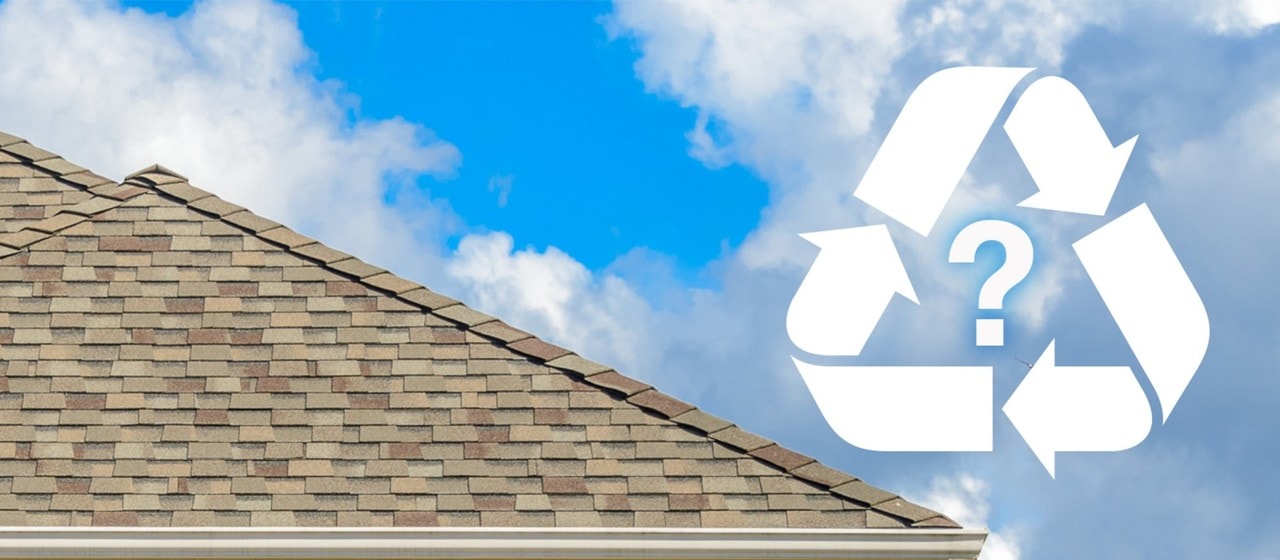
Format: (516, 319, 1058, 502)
(787, 66, 1208, 473)
(793, 359, 992, 452)
(786, 225, 917, 357)
(1003, 340, 1152, 477)
(854, 66, 1033, 237)
(1005, 76, 1138, 216)
(1074, 204, 1209, 422)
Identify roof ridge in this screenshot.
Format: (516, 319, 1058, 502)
(124, 163, 188, 182)
(0, 133, 958, 529)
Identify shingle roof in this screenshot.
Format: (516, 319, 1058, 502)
(0, 130, 958, 529)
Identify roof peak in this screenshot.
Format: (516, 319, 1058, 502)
(124, 163, 188, 182)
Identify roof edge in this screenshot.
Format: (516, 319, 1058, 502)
(0, 527, 987, 560)
(0, 134, 961, 529)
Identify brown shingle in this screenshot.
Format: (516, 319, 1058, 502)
(506, 338, 571, 361)
(0, 138, 956, 532)
(466, 322, 529, 345)
(831, 480, 898, 507)
(749, 444, 815, 472)
(3, 142, 58, 162)
(432, 304, 496, 327)
(33, 157, 87, 176)
(708, 426, 772, 452)
(626, 389, 694, 419)
(0, 130, 24, 146)
(151, 180, 212, 203)
(546, 354, 611, 376)
(583, 371, 651, 397)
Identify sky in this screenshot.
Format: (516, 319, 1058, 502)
(0, 1, 1278, 558)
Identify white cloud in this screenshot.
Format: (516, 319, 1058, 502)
(607, 0, 904, 192)
(602, 3, 1118, 388)
(1197, 0, 1280, 33)
(907, 0, 1117, 67)
(607, 0, 1105, 269)
(0, 0, 460, 283)
(606, 0, 1087, 336)
(446, 229, 822, 428)
(487, 174, 513, 208)
(446, 232, 655, 370)
(1148, 91, 1280, 345)
(612, 0, 904, 136)
(913, 474, 1022, 560)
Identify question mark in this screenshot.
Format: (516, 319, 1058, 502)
(948, 220, 1034, 347)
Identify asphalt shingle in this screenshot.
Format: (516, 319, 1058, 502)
(0, 133, 959, 529)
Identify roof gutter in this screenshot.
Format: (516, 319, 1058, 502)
(0, 527, 985, 560)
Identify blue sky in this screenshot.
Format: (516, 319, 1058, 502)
(274, 1, 769, 276)
(2, 1, 1279, 559)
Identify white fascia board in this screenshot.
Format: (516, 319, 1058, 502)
(0, 527, 986, 560)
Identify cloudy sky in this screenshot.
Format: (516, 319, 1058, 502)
(2, 1, 1278, 558)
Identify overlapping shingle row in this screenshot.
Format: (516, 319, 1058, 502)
(0, 130, 957, 528)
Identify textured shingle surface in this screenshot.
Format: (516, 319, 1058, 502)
(0, 132, 958, 529)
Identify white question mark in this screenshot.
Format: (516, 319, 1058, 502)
(948, 220, 1034, 346)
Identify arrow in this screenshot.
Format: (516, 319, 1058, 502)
(1074, 204, 1209, 421)
(854, 66, 1033, 236)
(1005, 76, 1137, 216)
(1003, 340, 1152, 477)
(786, 225, 917, 357)
(793, 358, 992, 452)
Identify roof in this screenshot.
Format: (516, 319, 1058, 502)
(0, 129, 958, 529)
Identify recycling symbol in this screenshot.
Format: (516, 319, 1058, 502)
(786, 67, 1209, 477)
